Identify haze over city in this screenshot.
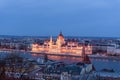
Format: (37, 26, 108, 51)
(0, 0, 120, 37)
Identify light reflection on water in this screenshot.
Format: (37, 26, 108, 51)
(31, 53, 84, 63)
(48, 55, 83, 63)
(0, 52, 83, 64)
(1, 52, 120, 72)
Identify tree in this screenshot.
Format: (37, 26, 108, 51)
(0, 60, 6, 80)
(0, 53, 34, 80)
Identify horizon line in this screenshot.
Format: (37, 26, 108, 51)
(0, 34, 119, 38)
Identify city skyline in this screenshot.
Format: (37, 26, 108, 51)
(0, 0, 120, 37)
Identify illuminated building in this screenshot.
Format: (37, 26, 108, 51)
(31, 32, 92, 56)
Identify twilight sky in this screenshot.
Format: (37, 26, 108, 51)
(0, 0, 120, 37)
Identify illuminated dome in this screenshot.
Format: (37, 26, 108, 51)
(56, 32, 65, 45)
(58, 32, 64, 40)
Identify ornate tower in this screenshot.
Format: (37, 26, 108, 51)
(49, 36, 53, 49)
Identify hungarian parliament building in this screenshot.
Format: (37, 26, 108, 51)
(32, 32, 92, 56)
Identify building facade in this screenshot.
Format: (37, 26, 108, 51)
(32, 32, 92, 56)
